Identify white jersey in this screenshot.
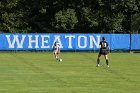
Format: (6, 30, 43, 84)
(53, 44, 60, 53)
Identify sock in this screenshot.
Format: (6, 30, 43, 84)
(55, 56, 59, 60)
(106, 59, 109, 65)
(97, 59, 100, 64)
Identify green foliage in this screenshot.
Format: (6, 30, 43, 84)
(131, 13, 140, 33)
(0, 0, 140, 33)
(111, 13, 124, 33)
(81, 7, 98, 27)
(0, 0, 31, 33)
(52, 8, 78, 32)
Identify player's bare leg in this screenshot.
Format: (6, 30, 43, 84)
(97, 54, 101, 67)
(104, 55, 109, 67)
(56, 53, 59, 59)
(54, 53, 58, 60)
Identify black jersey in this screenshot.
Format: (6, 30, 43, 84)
(99, 41, 109, 49)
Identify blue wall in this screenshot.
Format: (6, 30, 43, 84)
(0, 34, 139, 50)
(131, 34, 140, 50)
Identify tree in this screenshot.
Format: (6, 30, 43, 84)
(51, 8, 78, 33)
(131, 13, 140, 33)
(0, 0, 31, 33)
(0, 0, 140, 33)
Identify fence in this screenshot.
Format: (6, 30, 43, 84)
(0, 34, 139, 51)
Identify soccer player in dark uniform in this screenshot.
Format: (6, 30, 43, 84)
(97, 36, 110, 67)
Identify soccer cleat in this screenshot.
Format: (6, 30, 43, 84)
(59, 58, 62, 62)
(96, 64, 100, 67)
(107, 65, 109, 68)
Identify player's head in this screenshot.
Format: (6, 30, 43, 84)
(102, 36, 106, 41)
(54, 42, 57, 46)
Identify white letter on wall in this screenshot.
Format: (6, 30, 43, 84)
(6, 35, 26, 48)
(78, 36, 87, 48)
(65, 35, 75, 48)
(53, 35, 63, 48)
(89, 35, 100, 48)
(41, 35, 50, 48)
(28, 35, 39, 48)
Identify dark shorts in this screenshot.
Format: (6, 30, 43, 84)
(99, 49, 109, 55)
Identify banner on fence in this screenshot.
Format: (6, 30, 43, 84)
(0, 34, 139, 50)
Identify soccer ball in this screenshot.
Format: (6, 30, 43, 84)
(59, 59, 62, 62)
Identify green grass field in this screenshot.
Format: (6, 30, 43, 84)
(0, 52, 139, 93)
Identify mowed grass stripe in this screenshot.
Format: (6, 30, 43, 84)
(0, 52, 139, 93)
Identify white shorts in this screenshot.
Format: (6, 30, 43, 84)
(53, 50, 60, 54)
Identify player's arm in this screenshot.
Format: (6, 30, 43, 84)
(52, 45, 55, 51)
(107, 43, 110, 53)
(99, 42, 101, 48)
(58, 47, 60, 53)
(108, 46, 110, 53)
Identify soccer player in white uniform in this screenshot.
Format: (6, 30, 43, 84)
(53, 42, 62, 61)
